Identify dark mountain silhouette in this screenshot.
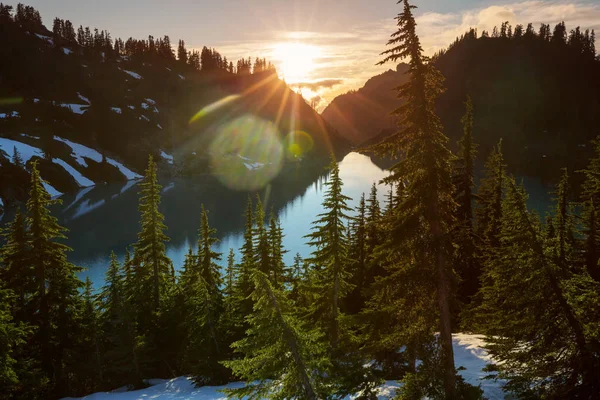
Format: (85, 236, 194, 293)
(321, 64, 409, 144)
(322, 24, 600, 178)
(0, 3, 348, 208)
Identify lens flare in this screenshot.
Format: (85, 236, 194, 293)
(0, 97, 23, 105)
(189, 95, 242, 124)
(284, 130, 314, 160)
(209, 115, 284, 191)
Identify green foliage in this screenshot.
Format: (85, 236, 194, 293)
(304, 155, 353, 345)
(473, 177, 600, 398)
(132, 156, 172, 313)
(222, 270, 330, 400)
(368, 0, 462, 396)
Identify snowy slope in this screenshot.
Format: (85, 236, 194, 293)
(55, 136, 142, 180)
(63, 334, 504, 400)
(0, 137, 45, 162)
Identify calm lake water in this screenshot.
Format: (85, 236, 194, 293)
(53, 152, 390, 287)
(0, 151, 553, 288)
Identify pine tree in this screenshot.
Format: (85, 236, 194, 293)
(11, 146, 23, 168)
(473, 177, 600, 398)
(580, 137, 600, 282)
(234, 196, 256, 321)
(304, 155, 353, 346)
(453, 97, 479, 306)
(132, 156, 171, 313)
(369, 1, 460, 396)
(73, 277, 103, 394)
(474, 141, 505, 254)
(0, 286, 28, 393)
(0, 210, 31, 318)
(347, 193, 367, 314)
(197, 205, 222, 295)
(26, 162, 83, 396)
(365, 183, 383, 286)
(268, 211, 287, 289)
(253, 196, 272, 278)
(222, 270, 330, 399)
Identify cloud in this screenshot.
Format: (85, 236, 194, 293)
(415, 1, 600, 55)
(291, 79, 344, 91)
(211, 1, 600, 109)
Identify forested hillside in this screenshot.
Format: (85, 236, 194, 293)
(0, 3, 347, 211)
(323, 21, 599, 177)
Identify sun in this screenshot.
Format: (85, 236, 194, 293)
(272, 42, 320, 83)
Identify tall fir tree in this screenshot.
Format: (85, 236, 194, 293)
(347, 193, 367, 314)
(368, 1, 460, 396)
(453, 97, 479, 307)
(304, 155, 353, 346)
(132, 156, 171, 314)
(26, 162, 83, 397)
(474, 141, 506, 259)
(580, 137, 600, 282)
(473, 177, 600, 398)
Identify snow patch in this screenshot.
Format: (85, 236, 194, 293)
(120, 68, 142, 80)
(178, 74, 185, 80)
(59, 103, 89, 115)
(20, 133, 40, 140)
(111, 107, 122, 114)
(160, 151, 174, 165)
(145, 98, 156, 105)
(42, 181, 62, 198)
(34, 33, 53, 45)
(157, 124, 163, 130)
(77, 93, 90, 104)
(0, 111, 19, 118)
(162, 182, 175, 193)
(53, 158, 95, 188)
(62, 47, 73, 55)
(71, 198, 105, 220)
(139, 115, 150, 122)
(61, 334, 503, 400)
(54, 137, 142, 180)
(0, 138, 44, 162)
(64, 186, 94, 212)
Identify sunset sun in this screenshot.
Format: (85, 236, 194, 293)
(272, 42, 320, 83)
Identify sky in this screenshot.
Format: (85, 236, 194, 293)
(24, 0, 600, 110)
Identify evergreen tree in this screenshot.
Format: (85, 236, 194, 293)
(26, 162, 83, 397)
(268, 210, 287, 288)
(253, 196, 271, 278)
(473, 177, 600, 398)
(453, 97, 479, 305)
(132, 156, 171, 313)
(234, 196, 256, 322)
(370, 1, 460, 396)
(222, 270, 330, 399)
(474, 141, 505, 254)
(304, 155, 353, 346)
(98, 252, 139, 388)
(580, 137, 600, 282)
(0, 286, 28, 393)
(347, 193, 367, 314)
(11, 146, 23, 168)
(0, 210, 31, 318)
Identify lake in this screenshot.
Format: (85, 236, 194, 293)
(0, 151, 553, 288)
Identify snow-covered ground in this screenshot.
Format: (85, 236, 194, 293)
(0, 137, 44, 162)
(59, 103, 89, 114)
(55, 136, 142, 180)
(160, 150, 174, 165)
(63, 334, 504, 400)
(120, 69, 143, 80)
